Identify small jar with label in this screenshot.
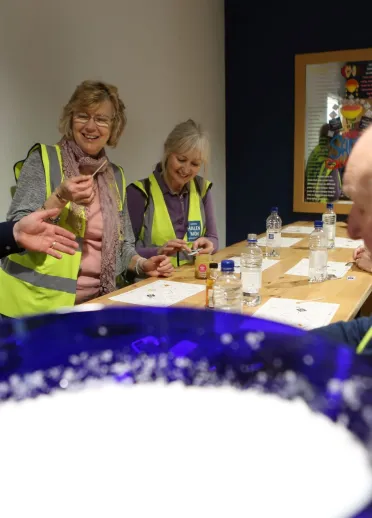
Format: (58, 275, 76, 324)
(195, 254, 211, 279)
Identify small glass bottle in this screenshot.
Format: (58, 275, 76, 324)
(205, 262, 219, 308)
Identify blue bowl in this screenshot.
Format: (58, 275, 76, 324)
(1, 305, 372, 517)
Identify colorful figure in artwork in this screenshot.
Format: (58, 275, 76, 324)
(340, 103, 363, 130)
(341, 63, 360, 99)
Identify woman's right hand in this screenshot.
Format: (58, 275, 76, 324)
(158, 239, 191, 256)
(56, 176, 94, 205)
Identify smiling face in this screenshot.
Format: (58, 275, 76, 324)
(72, 100, 114, 156)
(165, 148, 203, 192)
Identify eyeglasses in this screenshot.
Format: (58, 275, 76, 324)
(73, 113, 112, 128)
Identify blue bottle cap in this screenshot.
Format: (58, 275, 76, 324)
(314, 220, 323, 228)
(221, 259, 235, 272)
(271, 207, 278, 213)
(326, 203, 334, 209)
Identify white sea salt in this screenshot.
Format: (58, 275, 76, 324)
(0, 381, 371, 518)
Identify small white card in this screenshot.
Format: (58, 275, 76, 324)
(109, 280, 205, 307)
(254, 297, 339, 330)
(257, 237, 302, 248)
(283, 226, 314, 234)
(285, 259, 352, 279)
(218, 256, 279, 272)
(335, 238, 364, 249)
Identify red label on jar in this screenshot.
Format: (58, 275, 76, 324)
(198, 264, 207, 272)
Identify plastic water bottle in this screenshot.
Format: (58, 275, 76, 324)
(308, 221, 328, 283)
(322, 203, 336, 249)
(213, 259, 242, 313)
(266, 207, 282, 257)
(241, 233, 263, 306)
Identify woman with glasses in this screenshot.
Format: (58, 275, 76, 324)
(0, 80, 173, 318)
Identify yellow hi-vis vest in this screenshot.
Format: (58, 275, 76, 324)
(0, 143, 126, 318)
(357, 327, 372, 354)
(132, 173, 211, 266)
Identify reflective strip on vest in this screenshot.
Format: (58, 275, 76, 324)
(48, 145, 64, 195)
(0, 145, 126, 317)
(14, 144, 64, 198)
(135, 174, 209, 267)
(112, 164, 126, 208)
(357, 327, 372, 354)
(1, 258, 76, 293)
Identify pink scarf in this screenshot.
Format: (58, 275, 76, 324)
(59, 138, 123, 295)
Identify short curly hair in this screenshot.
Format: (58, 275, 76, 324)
(59, 80, 127, 147)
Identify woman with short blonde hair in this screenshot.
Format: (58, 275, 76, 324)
(0, 80, 173, 318)
(127, 119, 219, 266)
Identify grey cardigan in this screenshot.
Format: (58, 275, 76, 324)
(7, 150, 137, 278)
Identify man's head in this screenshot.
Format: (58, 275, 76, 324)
(343, 125, 372, 250)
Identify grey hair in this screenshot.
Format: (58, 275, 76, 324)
(161, 119, 210, 175)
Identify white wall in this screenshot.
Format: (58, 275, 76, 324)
(0, 0, 226, 245)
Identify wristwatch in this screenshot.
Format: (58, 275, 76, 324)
(55, 191, 67, 203)
(41, 204, 60, 224)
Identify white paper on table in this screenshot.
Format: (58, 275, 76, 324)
(254, 297, 339, 330)
(218, 256, 279, 272)
(257, 236, 302, 248)
(285, 258, 352, 279)
(109, 280, 205, 307)
(283, 226, 314, 234)
(335, 237, 364, 249)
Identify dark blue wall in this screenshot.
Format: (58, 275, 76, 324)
(225, 2, 372, 245)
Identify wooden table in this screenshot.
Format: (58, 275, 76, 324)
(88, 221, 372, 324)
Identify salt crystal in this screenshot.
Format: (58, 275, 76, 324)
(0, 382, 371, 518)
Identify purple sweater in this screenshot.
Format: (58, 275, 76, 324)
(126, 169, 219, 258)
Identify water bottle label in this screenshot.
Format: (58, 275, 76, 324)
(325, 225, 335, 240)
(242, 271, 262, 293)
(267, 232, 281, 248)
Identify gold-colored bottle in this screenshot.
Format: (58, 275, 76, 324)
(195, 254, 211, 279)
(205, 262, 219, 308)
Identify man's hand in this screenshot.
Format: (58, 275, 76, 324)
(13, 209, 78, 259)
(142, 255, 174, 277)
(353, 245, 366, 261)
(355, 247, 372, 273)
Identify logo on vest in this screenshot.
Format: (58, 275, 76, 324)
(187, 220, 201, 241)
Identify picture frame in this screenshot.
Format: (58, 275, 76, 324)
(293, 48, 372, 214)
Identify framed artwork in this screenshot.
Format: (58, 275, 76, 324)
(294, 48, 372, 214)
